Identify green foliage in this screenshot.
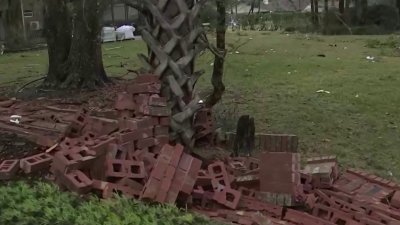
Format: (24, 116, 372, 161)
(236, 12, 312, 32)
(0, 181, 218, 225)
(365, 36, 400, 49)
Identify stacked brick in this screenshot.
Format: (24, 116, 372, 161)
(225, 133, 299, 153)
(259, 152, 304, 206)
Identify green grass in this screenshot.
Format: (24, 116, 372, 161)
(0, 181, 211, 225)
(197, 32, 400, 178)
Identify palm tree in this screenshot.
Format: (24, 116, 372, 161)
(140, 0, 207, 150)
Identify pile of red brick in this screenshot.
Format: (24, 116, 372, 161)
(1, 75, 400, 225)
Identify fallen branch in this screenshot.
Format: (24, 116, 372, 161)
(16, 76, 46, 93)
(335, 12, 352, 35)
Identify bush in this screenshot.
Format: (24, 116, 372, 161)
(365, 5, 399, 32)
(0, 181, 217, 225)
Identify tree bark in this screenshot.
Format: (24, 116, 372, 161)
(3, 0, 25, 50)
(397, 0, 400, 17)
(248, 0, 255, 15)
(257, 0, 261, 13)
(339, 0, 344, 14)
(111, 0, 115, 26)
(233, 115, 255, 157)
(206, 0, 226, 108)
(324, 0, 329, 12)
(360, 0, 368, 25)
(315, 0, 319, 23)
(344, 0, 351, 23)
(43, 0, 71, 86)
(61, 0, 109, 89)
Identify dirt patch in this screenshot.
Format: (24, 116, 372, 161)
(0, 133, 42, 162)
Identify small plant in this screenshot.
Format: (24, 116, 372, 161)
(212, 100, 240, 132)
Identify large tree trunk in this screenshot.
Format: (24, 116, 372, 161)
(206, 0, 226, 108)
(61, 0, 109, 89)
(4, 0, 26, 51)
(43, 0, 71, 86)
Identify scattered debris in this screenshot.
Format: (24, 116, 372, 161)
(366, 56, 376, 62)
(9, 115, 22, 124)
(316, 90, 331, 94)
(1, 74, 400, 225)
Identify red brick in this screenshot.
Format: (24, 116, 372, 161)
(59, 137, 80, 151)
(147, 106, 170, 117)
(106, 159, 128, 178)
(126, 160, 147, 179)
(0, 160, 19, 180)
(20, 153, 52, 174)
(127, 83, 161, 94)
(154, 125, 169, 136)
(196, 170, 212, 187)
(285, 208, 335, 225)
(141, 178, 162, 200)
(239, 196, 283, 216)
(213, 187, 242, 209)
(60, 170, 93, 194)
(169, 144, 184, 167)
(156, 165, 176, 203)
(136, 138, 157, 149)
(149, 95, 167, 106)
(391, 191, 400, 208)
(108, 143, 128, 160)
(92, 179, 110, 192)
(88, 117, 119, 136)
(117, 177, 144, 193)
(91, 137, 116, 156)
(159, 117, 170, 126)
(115, 128, 154, 144)
(155, 135, 169, 146)
(134, 74, 160, 84)
(208, 161, 231, 189)
(134, 94, 150, 105)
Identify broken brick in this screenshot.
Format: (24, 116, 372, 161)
(20, 153, 52, 174)
(0, 160, 19, 180)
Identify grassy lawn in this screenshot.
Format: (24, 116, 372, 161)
(0, 31, 399, 179)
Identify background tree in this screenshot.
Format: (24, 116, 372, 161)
(3, 0, 26, 50)
(43, 0, 110, 89)
(63, 0, 109, 88)
(43, 0, 71, 86)
(206, 0, 226, 107)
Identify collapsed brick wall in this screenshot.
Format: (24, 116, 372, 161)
(2, 75, 400, 225)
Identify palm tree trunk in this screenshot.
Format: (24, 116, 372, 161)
(141, 0, 206, 149)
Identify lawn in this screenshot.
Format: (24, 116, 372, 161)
(0, 32, 399, 177)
